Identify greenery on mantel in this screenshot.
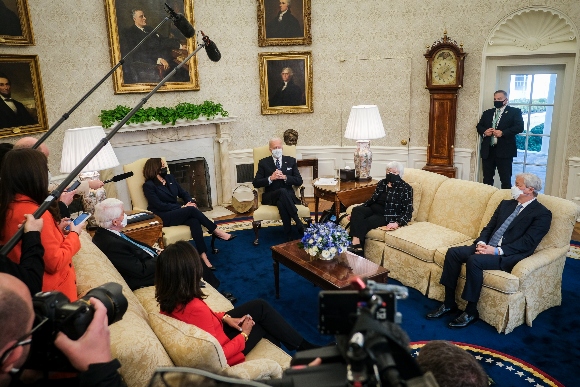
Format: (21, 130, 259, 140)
(99, 101, 229, 129)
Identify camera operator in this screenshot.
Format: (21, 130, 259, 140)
(0, 274, 125, 387)
(0, 214, 44, 296)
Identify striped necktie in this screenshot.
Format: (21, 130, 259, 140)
(488, 204, 523, 247)
(490, 109, 502, 146)
(119, 232, 157, 257)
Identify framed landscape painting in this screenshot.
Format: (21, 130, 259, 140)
(0, 55, 47, 138)
(104, 0, 199, 94)
(257, 0, 311, 46)
(0, 0, 35, 46)
(259, 51, 313, 115)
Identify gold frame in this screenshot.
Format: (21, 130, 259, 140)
(0, 0, 35, 46)
(0, 55, 47, 138)
(259, 51, 313, 115)
(104, 0, 199, 94)
(257, 0, 311, 47)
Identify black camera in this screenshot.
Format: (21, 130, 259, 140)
(25, 282, 128, 371)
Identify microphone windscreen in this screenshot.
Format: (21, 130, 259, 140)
(204, 41, 221, 62)
(104, 171, 134, 184)
(173, 14, 195, 38)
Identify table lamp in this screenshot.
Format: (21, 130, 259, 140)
(344, 105, 386, 180)
(60, 126, 120, 214)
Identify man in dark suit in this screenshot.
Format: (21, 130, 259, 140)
(253, 137, 304, 240)
(476, 90, 524, 189)
(0, 73, 36, 129)
(426, 173, 552, 328)
(269, 67, 304, 107)
(266, 0, 302, 39)
(92, 198, 221, 290)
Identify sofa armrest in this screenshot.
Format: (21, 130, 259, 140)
(223, 359, 283, 380)
(510, 246, 568, 282)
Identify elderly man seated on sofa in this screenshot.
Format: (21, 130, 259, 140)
(427, 173, 552, 329)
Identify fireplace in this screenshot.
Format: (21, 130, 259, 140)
(168, 157, 212, 211)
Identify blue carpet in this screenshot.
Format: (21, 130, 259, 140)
(204, 227, 576, 386)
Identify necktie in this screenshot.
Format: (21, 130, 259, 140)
(119, 232, 157, 257)
(488, 204, 523, 247)
(490, 109, 501, 146)
(275, 158, 281, 170)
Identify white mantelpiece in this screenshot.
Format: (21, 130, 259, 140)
(106, 117, 236, 210)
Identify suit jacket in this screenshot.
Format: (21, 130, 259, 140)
(252, 155, 302, 205)
(476, 105, 524, 159)
(163, 298, 246, 366)
(143, 174, 193, 214)
(0, 97, 36, 129)
(92, 227, 157, 291)
(266, 11, 302, 38)
(269, 80, 303, 107)
(476, 199, 552, 272)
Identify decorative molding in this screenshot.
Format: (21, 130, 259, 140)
(566, 157, 580, 218)
(488, 7, 576, 51)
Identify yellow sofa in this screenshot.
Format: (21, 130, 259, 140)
(73, 233, 291, 387)
(345, 168, 580, 334)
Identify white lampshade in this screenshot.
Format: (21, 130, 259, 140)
(60, 126, 120, 173)
(344, 105, 386, 140)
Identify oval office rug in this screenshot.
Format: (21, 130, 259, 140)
(410, 342, 563, 387)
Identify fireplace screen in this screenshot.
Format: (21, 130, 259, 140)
(167, 158, 212, 211)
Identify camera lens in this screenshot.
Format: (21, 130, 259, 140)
(83, 282, 128, 324)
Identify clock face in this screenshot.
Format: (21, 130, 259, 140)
(432, 49, 458, 86)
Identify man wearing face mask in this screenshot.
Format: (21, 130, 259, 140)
(347, 161, 413, 256)
(476, 90, 524, 189)
(253, 137, 304, 240)
(427, 173, 551, 328)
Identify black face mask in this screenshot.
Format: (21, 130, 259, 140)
(159, 167, 168, 176)
(494, 100, 506, 109)
(385, 173, 401, 184)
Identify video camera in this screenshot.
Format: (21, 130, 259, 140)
(25, 282, 128, 372)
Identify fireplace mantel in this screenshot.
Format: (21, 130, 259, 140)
(104, 115, 236, 134)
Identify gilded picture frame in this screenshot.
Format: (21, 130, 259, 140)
(257, 0, 311, 47)
(104, 0, 199, 94)
(0, 55, 47, 138)
(259, 51, 313, 115)
(0, 0, 35, 46)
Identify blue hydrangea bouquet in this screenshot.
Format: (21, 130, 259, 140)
(299, 222, 351, 260)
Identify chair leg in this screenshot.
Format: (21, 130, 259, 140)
(211, 235, 219, 254)
(252, 220, 262, 246)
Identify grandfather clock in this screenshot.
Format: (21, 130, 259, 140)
(423, 31, 467, 178)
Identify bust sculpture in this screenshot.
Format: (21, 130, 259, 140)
(283, 129, 299, 146)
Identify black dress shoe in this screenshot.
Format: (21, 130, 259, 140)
(448, 312, 479, 328)
(426, 304, 458, 319)
(227, 295, 238, 304)
(347, 244, 364, 256)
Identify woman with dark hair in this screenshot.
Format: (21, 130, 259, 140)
(155, 241, 317, 366)
(0, 149, 83, 300)
(142, 158, 235, 270)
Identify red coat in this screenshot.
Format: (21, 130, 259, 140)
(2, 194, 80, 300)
(163, 298, 246, 365)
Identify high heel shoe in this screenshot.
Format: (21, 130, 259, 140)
(211, 233, 237, 254)
(204, 262, 217, 271)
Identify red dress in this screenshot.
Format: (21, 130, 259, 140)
(163, 298, 246, 365)
(1, 194, 80, 300)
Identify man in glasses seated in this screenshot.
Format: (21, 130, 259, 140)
(0, 273, 124, 386)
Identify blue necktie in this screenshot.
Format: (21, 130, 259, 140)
(119, 232, 157, 257)
(275, 158, 281, 170)
(488, 204, 523, 247)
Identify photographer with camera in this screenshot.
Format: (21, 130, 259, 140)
(0, 274, 125, 387)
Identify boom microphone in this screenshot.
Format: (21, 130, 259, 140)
(103, 171, 134, 184)
(201, 31, 221, 62)
(164, 3, 195, 38)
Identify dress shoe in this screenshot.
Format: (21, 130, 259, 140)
(226, 295, 238, 304)
(347, 244, 364, 256)
(212, 233, 237, 242)
(426, 303, 458, 319)
(448, 312, 479, 328)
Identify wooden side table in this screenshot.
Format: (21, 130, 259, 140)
(313, 179, 378, 222)
(87, 211, 164, 248)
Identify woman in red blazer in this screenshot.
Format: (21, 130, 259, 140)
(0, 149, 83, 300)
(155, 241, 317, 365)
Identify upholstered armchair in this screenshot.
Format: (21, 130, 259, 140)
(123, 158, 192, 247)
(251, 145, 311, 245)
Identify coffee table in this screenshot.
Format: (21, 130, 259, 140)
(271, 240, 389, 298)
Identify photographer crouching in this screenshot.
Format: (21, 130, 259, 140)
(0, 273, 126, 387)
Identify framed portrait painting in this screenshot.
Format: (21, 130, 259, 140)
(259, 51, 313, 115)
(257, 0, 311, 46)
(0, 0, 35, 46)
(0, 55, 47, 138)
(104, 0, 199, 94)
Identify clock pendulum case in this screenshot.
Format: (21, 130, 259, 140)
(423, 31, 467, 178)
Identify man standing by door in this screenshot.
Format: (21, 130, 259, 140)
(476, 90, 524, 188)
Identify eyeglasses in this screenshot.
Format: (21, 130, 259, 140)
(0, 316, 48, 365)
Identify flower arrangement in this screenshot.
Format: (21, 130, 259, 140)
(300, 222, 351, 260)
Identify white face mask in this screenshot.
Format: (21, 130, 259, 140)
(511, 186, 524, 200)
(272, 148, 283, 159)
(120, 213, 128, 228)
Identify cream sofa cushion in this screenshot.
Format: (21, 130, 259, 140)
(402, 169, 448, 222)
(535, 194, 580, 250)
(407, 181, 422, 222)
